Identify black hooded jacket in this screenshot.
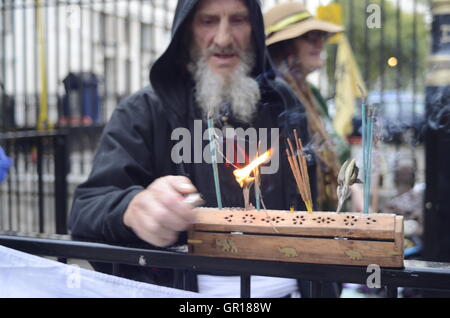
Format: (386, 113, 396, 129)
(68, 0, 339, 296)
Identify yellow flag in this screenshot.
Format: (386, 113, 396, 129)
(317, 3, 343, 44)
(333, 36, 367, 139)
(36, 0, 52, 130)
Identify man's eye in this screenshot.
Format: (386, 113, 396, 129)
(231, 16, 248, 24)
(201, 18, 215, 25)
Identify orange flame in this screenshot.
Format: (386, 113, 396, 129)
(233, 150, 273, 188)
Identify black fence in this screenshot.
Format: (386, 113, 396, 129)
(0, 0, 174, 130)
(0, 130, 68, 234)
(1, 0, 175, 191)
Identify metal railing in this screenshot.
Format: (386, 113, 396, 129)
(1, 234, 450, 298)
(0, 130, 68, 234)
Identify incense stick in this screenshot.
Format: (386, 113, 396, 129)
(362, 103, 374, 214)
(286, 150, 303, 196)
(254, 146, 261, 211)
(286, 132, 313, 214)
(254, 167, 261, 211)
(286, 148, 312, 214)
(299, 143, 313, 212)
(294, 131, 313, 211)
(207, 118, 223, 209)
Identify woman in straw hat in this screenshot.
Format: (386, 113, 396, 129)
(265, 2, 358, 212)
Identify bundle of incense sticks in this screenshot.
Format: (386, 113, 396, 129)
(286, 130, 313, 214)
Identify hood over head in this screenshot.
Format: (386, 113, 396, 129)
(150, 0, 272, 120)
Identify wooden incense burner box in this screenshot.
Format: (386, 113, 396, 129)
(188, 209, 404, 268)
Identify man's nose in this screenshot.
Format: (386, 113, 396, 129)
(214, 20, 233, 48)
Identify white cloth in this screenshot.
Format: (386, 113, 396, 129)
(198, 275, 299, 298)
(0, 245, 201, 298)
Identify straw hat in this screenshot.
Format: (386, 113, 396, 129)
(264, 2, 344, 47)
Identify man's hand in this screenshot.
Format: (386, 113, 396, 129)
(123, 176, 198, 247)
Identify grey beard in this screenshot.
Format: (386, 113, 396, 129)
(187, 47, 261, 124)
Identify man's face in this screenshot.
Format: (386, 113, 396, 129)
(191, 0, 252, 76)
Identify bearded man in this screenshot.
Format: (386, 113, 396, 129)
(69, 0, 337, 298)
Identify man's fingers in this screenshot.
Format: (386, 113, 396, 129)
(125, 176, 199, 247)
(160, 194, 197, 224)
(151, 200, 191, 232)
(149, 176, 197, 198)
(167, 176, 198, 194)
(150, 177, 198, 224)
(139, 218, 178, 247)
